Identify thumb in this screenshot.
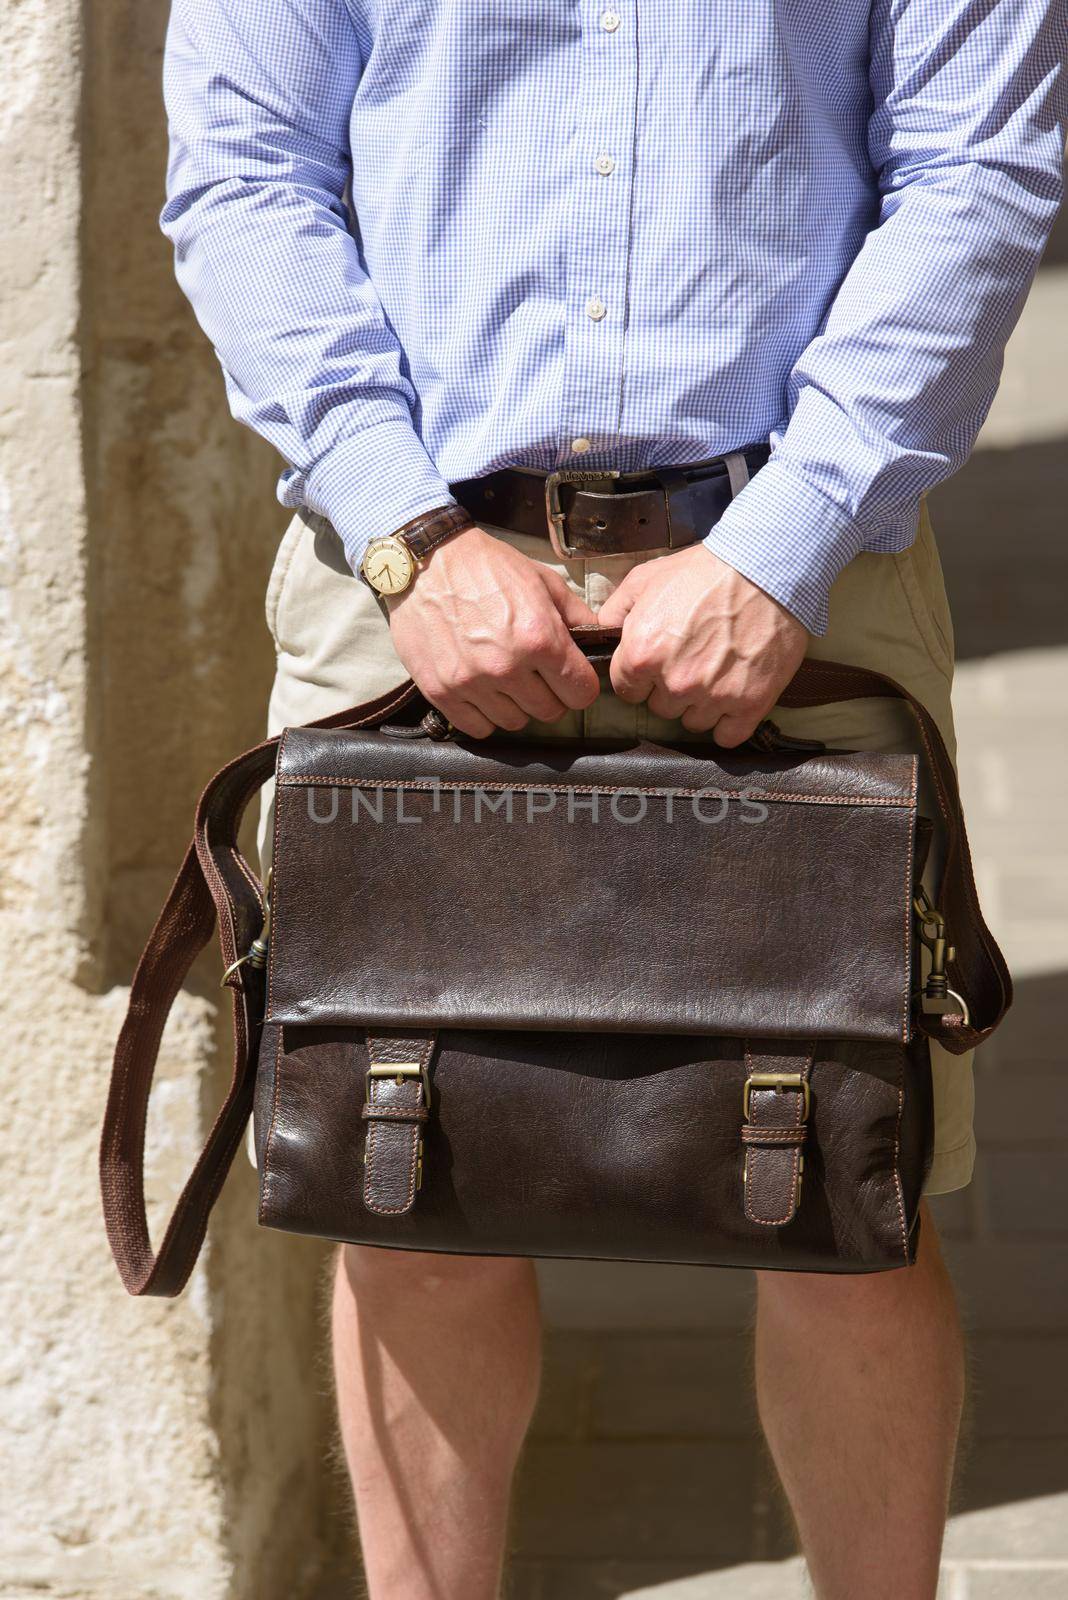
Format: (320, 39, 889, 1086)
(595, 568, 643, 628)
(539, 567, 599, 627)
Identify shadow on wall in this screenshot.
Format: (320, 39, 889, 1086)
(1041, 191, 1068, 266)
(930, 437, 1068, 660)
(926, 191, 1066, 662)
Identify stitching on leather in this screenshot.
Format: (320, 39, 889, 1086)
(108, 848, 241, 1291)
(365, 1088, 420, 1215)
(902, 785, 917, 1045)
(230, 847, 264, 916)
(265, 732, 290, 1027)
(364, 1034, 433, 1215)
(890, 1047, 910, 1265)
(741, 1128, 807, 1143)
(363, 1085, 379, 1210)
(363, 1105, 429, 1122)
(742, 1043, 810, 1228)
(201, 817, 240, 967)
(257, 1025, 286, 1225)
(911, 707, 972, 1046)
(913, 705, 1009, 1022)
(794, 667, 1008, 1036)
(127, 685, 421, 1286)
(278, 775, 913, 808)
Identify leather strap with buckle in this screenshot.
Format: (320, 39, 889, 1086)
(741, 1044, 814, 1228)
(361, 1031, 437, 1216)
(449, 444, 769, 560)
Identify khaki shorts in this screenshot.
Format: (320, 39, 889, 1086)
(258, 500, 975, 1195)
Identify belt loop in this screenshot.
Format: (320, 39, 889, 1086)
(724, 452, 750, 499)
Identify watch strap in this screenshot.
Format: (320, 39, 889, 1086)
(394, 503, 475, 561)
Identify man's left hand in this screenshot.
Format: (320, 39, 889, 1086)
(596, 545, 810, 746)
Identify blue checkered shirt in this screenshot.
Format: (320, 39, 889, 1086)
(161, 0, 1065, 632)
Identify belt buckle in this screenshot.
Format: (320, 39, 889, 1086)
(544, 469, 620, 560)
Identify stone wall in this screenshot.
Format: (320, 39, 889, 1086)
(1, 2, 336, 1594)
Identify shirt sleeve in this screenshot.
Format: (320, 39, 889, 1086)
(160, 0, 456, 573)
(703, 0, 1066, 635)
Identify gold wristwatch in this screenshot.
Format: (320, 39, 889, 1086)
(360, 504, 474, 598)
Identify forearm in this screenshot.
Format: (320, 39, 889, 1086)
(705, 0, 1065, 634)
(160, 0, 454, 569)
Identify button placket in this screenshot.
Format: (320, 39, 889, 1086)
(555, 0, 637, 469)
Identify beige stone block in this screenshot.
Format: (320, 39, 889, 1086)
(964, 1568, 1068, 1598)
(0, 1, 332, 1594)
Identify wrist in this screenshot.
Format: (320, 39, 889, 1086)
(393, 503, 475, 560)
(360, 503, 475, 599)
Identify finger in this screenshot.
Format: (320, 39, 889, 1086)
(513, 671, 571, 724)
(536, 626, 601, 710)
(711, 711, 763, 748)
(475, 686, 531, 733)
(439, 699, 496, 739)
(646, 684, 693, 722)
(539, 568, 599, 628)
(679, 701, 725, 734)
(609, 642, 657, 705)
(595, 571, 644, 628)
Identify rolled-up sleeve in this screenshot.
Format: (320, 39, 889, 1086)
(704, 0, 1066, 634)
(160, 0, 455, 572)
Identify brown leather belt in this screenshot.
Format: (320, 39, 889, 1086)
(449, 443, 770, 560)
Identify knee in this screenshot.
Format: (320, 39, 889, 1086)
(756, 1205, 954, 1322)
(756, 1261, 903, 1321)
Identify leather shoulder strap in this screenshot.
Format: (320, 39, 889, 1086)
(100, 680, 421, 1297)
(100, 640, 1009, 1296)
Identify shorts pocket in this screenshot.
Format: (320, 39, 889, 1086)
(265, 512, 308, 649)
(893, 502, 955, 684)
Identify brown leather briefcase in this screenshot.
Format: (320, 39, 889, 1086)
(101, 627, 1011, 1295)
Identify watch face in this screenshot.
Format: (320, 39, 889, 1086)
(364, 538, 415, 595)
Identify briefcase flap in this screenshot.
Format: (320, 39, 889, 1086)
(266, 726, 920, 1042)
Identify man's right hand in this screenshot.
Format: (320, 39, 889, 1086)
(384, 525, 601, 737)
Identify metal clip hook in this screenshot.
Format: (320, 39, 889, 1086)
(912, 887, 970, 1024)
(220, 868, 272, 987)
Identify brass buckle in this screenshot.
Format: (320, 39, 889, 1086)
(742, 1071, 810, 1121)
(742, 1071, 809, 1196)
(366, 1060, 432, 1104)
(544, 469, 620, 559)
(364, 1062, 430, 1189)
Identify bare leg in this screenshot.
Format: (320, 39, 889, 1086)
(754, 1204, 964, 1599)
(332, 1245, 542, 1600)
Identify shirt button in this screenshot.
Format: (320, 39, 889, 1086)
(601, 9, 621, 30)
(594, 153, 616, 176)
(585, 297, 607, 321)
(571, 436, 592, 454)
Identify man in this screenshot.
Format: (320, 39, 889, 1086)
(160, 2, 1064, 1595)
